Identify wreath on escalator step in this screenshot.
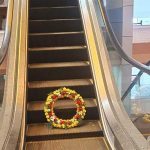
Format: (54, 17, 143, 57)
(44, 87, 86, 129)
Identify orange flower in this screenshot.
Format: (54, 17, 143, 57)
(51, 95, 58, 99)
(76, 100, 82, 105)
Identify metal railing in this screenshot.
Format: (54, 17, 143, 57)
(122, 60, 150, 101)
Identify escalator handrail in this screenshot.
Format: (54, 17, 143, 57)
(122, 60, 150, 101)
(98, 0, 150, 75)
(79, 0, 148, 149)
(0, 0, 26, 149)
(0, 0, 13, 66)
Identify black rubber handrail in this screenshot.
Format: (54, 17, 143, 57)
(98, 0, 150, 75)
(122, 60, 150, 101)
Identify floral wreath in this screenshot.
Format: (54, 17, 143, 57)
(44, 87, 86, 129)
(143, 114, 150, 123)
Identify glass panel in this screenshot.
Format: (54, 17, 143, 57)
(97, 0, 150, 140)
(124, 67, 150, 139)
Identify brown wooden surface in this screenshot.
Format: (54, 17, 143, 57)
(26, 137, 108, 150)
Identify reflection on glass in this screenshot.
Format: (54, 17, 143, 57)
(100, 0, 150, 139)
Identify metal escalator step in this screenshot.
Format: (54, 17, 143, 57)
(29, 31, 84, 36)
(28, 46, 87, 51)
(28, 46, 88, 63)
(26, 120, 103, 141)
(28, 79, 93, 89)
(28, 61, 89, 69)
(26, 0, 107, 148)
(28, 79, 95, 101)
(28, 98, 97, 111)
(29, 32, 85, 48)
(27, 99, 99, 123)
(28, 62, 91, 81)
(25, 137, 108, 150)
(29, 7, 80, 20)
(28, 46, 87, 61)
(30, 0, 78, 8)
(29, 19, 82, 33)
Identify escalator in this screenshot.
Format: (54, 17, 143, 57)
(1, 0, 149, 149)
(25, 0, 108, 149)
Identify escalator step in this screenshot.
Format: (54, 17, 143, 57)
(30, 0, 78, 8)
(29, 7, 80, 20)
(28, 79, 95, 101)
(25, 137, 108, 150)
(28, 79, 93, 89)
(27, 99, 99, 123)
(28, 62, 91, 81)
(29, 32, 85, 48)
(28, 46, 88, 64)
(26, 120, 103, 141)
(29, 19, 82, 33)
(26, 0, 106, 148)
(28, 98, 97, 111)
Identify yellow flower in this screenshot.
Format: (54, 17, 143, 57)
(46, 115, 49, 119)
(44, 87, 86, 129)
(45, 112, 48, 116)
(46, 101, 50, 105)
